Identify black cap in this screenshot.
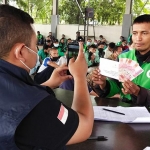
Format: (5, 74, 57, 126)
(78, 37, 84, 42)
(54, 39, 58, 43)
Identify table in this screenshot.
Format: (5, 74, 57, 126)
(54, 88, 150, 150)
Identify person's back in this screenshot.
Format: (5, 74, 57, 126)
(0, 4, 93, 150)
(38, 46, 50, 61)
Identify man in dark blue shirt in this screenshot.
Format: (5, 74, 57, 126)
(0, 4, 93, 150)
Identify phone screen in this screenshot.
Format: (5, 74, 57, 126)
(67, 43, 79, 64)
(67, 43, 79, 75)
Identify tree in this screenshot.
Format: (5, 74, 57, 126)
(11, 0, 53, 24)
(59, 0, 150, 25)
(133, 0, 150, 19)
(4, 0, 150, 25)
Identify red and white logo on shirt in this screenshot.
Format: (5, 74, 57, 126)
(57, 104, 68, 124)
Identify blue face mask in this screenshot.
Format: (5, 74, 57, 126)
(87, 41, 91, 46)
(20, 46, 40, 75)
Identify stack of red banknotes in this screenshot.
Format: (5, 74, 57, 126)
(119, 58, 143, 82)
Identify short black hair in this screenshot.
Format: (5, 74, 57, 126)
(112, 46, 121, 53)
(98, 42, 104, 47)
(54, 39, 59, 43)
(122, 40, 127, 42)
(133, 14, 150, 24)
(89, 44, 97, 49)
(43, 45, 49, 50)
(0, 4, 34, 58)
(108, 42, 115, 49)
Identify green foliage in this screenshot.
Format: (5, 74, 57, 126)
(133, 0, 150, 19)
(6, 0, 150, 25)
(59, 0, 150, 25)
(11, 0, 53, 24)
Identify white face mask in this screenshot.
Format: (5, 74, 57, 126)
(87, 41, 91, 46)
(54, 43, 59, 47)
(20, 46, 39, 75)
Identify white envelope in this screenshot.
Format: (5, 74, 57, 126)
(99, 58, 119, 80)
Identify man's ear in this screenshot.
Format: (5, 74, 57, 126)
(14, 43, 25, 62)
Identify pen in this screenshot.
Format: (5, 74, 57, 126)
(88, 136, 108, 141)
(103, 108, 125, 115)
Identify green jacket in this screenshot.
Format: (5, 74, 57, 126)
(37, 34, 43, 40)
(84, 51, 100, 67)
(57, 46, 66, 57)
(106, 50, 150, 101)
(38, 49, 49, 60)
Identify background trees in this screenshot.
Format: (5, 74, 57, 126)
(59, 0, 150, 25)
(1, 0, 150, 25)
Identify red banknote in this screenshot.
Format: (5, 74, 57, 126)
(119, 58, 143, 82)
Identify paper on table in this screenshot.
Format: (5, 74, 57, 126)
(94, 106, 150, 123)
(144, 147, 150, 150)
(99, 58, 119, 80)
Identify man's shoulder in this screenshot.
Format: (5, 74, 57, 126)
(42, 57, 51, 66)
(119, 50, 135, 58)
(38, 49, 44, 55)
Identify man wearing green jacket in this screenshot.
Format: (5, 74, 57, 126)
(91, 14, 150, 107)
(84, 44, 99, 73)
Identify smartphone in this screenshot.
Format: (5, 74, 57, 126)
(67, 42, 79, 75)
(67, 42, 79, 65)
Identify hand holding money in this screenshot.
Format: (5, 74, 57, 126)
(121, 80, 140, 96)
(92, 68, 106, 90)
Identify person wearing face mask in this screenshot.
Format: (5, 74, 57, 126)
(34, 47, 60, 84)
(21, 46, 41, 76)
(121, 40, 129, 51)
(84, 44, 100, 73)
(97, 42, 105, 58)
(0, 5, 94, 150)
(59, 38, 67, 54)
(93, 39, 98, 45)
(84, 38, 92, 52)
(54, 39, 66, 57)
(104, 42, 116, 58)
(86, 39, 91, 46)
(107, 46, 122, 61)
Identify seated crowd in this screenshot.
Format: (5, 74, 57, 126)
(33, 30, 133, 97)
(35, 17, 150, 108)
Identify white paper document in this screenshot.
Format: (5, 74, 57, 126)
(144, 147, 150, 150)
(94, 106, 150, 123)
(100, 58, 119, 80)
(99, 58, 143, 82)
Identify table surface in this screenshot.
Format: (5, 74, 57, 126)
(54, 88, 150, 150)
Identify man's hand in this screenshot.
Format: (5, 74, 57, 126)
(91, 68, 106, 90)
(41, 64, 72, 89)
(122, 80, 140, 96)
(68, 42, 87, 79)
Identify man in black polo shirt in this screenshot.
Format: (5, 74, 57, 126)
(0, 5, 93, 150)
